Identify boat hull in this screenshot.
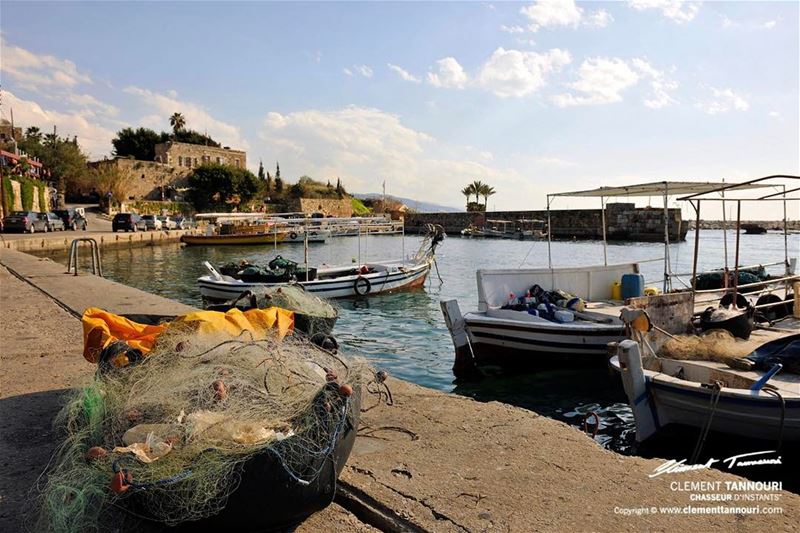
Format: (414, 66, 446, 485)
(181, 233, 287, 246)
(199, 262, 431, 301)
(464, 313, 625, 366)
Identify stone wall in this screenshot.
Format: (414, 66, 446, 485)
(405, 203, 688, 242)
(89, 158, 188, 201)
(154, 141, 246, 170)
(286, 198, 353, 217)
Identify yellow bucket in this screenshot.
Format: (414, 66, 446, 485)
(611, 281, 622, 301)
(644, 287, 659, 296)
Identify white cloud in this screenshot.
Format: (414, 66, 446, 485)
(427, 57, 469, 89)
(355, 65, 373, 78)
(258, 105, 516, 206)
(501, 25, 526, 34)
(553, 57, 640, 106)
(476, 47, 572, 98)
(628, 0, 700, 24)
(695, 87, 749, 115)
(768, 111, 780, 118)
(630, 58, 678, 108)
(761, 20, 778, 30)
(387, 63, 421, 83)
(0, 37, 92, 92)
(123, 86, 249, 150)
(520, 0, 613, 32)
(64, 93, 120, 116)
(586, 9, 614, 28)
(343, 67, 353, 76)
(2, 90, 115, 158)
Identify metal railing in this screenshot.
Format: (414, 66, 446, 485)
(67, 238, 103, 277)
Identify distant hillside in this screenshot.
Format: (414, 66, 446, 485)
(355, 193, 461, 213)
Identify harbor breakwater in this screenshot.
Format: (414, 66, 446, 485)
(405, 203, 688, 241)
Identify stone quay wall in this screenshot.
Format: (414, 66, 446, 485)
(405, 203, 688, 242)
(287, 197, 354, 217)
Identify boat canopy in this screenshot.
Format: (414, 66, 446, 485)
(549, 180, 767, 198)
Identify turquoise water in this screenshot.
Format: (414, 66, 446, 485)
(76, 230, 798, 459)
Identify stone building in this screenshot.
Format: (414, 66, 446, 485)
(154, 141, 246, 170)
(0, 118, 22, 144)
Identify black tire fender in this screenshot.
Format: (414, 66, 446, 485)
(354, 276, 371, 296)
(290, 231, 298, 240)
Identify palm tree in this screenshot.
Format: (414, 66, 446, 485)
(482, 185, 496, 209)
(470, 180, 485, 206)
(25, 126, 42, 144)
(461, 184, 475, 207)
(169, 112, 186, 135)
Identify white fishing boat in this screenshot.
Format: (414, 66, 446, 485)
(282, 228, 331, 243)
(611, 333, 800, 443)
(611, 175, 800, 444)
(198, 225, 444, 301)
(442, 181, 747, 378)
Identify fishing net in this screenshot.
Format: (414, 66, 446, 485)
(252, 285, 338, 320)
(657, 329, 760, 363)
(36, 321, 367, 532)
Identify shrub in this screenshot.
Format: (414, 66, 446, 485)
(20, 179, 35, 211)
(38, 183, 47, 211)
(2, 177, 15, 213)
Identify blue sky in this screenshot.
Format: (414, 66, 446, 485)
(1, 1, 797, 216)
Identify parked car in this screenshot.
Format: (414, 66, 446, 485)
(40, 212, 65, 231)
(158, 215, 177, 230)
(53, 208, 88, 231)
(2, 211, 48, 233)
(112, 213, 145, 232)
(140, 214, 162, 231)
(173, 217, 196, 230)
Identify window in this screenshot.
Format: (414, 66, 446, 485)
(234, 159, 240, 168)
(216, 157, 221, 164)
(194, 158, 198, 167)
(178, 156, 183, 167)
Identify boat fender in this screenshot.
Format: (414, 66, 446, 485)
(354, 276, 371, 296)
(290, 231, 298, 240)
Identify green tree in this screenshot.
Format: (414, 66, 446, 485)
(275, 162, 280, 180)
(18, 132, 89, 198)
(335, 177, 343, 195)
(470, 180, 485, 205)
(258, 160, 265, 180)
(265, 171, 272, 193)
(24, 126, 42, 144)
(112, 127, 162, 160)
(168, 129, 219, 147)
(169, 112, 186, 134)
(275, 174, 283, 194)
(187, 164, 259, 211)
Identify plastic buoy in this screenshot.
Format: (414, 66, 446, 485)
(338, 384, 353, 397)
(86, 447, 108, 461)
(110, 471, 131, 494)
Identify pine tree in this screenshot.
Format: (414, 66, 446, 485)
(276, 162, 281, 180)
(336, 177, 342, 194)
(275, 174, 283, 193)
(258, 160, 265, 180)
(265, 171, 272, 193)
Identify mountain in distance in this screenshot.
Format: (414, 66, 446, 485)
(354, 193, 461, 213)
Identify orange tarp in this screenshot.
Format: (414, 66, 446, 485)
(82, 307, 295, 364)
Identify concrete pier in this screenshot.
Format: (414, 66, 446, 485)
(0, 228, 196, 254)
(1, 247, 798, 532)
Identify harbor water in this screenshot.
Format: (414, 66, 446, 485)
(70, 230, 799, 461)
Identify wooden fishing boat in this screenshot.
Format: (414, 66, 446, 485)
(611, 332, 800, 443)
(181, 232, 288, 246)
(200, 260, 432, 301)
(441, 262, 636, 377)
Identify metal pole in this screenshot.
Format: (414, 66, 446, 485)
(600, 196, 608, 266)
(782, 184, 789, 296)
(401, 216, 405, 265)
(732, 201, 742, 305)
(690, 200, 701, 309)
(546, 195, 552, 269)
(663, 183, 670, 293)
(304, 215, 309, 282)
(721, 182, 728, 273)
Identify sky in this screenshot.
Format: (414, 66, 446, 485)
(0, 1, 798, 218)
